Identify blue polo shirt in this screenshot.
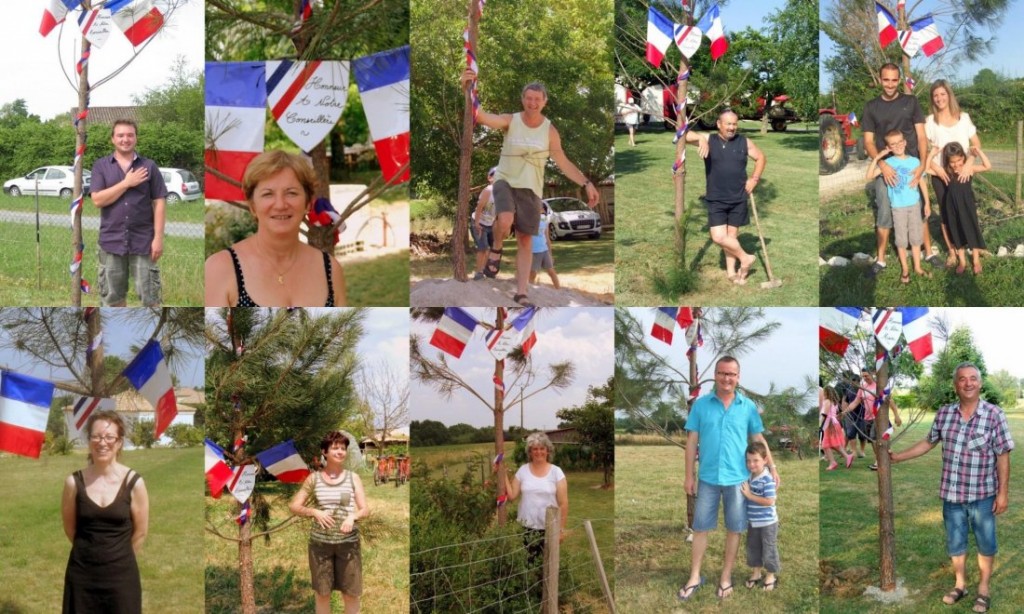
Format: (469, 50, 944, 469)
(685, 390, 764, 486)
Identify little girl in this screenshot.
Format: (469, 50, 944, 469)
(820, 387, 853, 471)
(932, 142, 992, 275)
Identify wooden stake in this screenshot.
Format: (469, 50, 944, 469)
(542, 505, 560, 614)
(584, 520, 617, 613)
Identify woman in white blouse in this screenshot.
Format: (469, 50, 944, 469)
(502, 432, 569, 564)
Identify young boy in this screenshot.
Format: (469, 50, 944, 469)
(740, 441, 780, 591)
(472, 167, 498, 280)
(865, 129, 931, 283)
(529, 203, 560, 289)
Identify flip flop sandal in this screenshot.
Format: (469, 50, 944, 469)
(900, 274, 910, 284)
(676, 576, 704, 601)
(483, 248, 503, 278)
(716, 583, 733, 599)
(744, 576, 763, 589)
(972, 595, 990, 613)
(762, 578, 779, 592)
(942, 587, 968, 605)
(512, 294, 535, 308)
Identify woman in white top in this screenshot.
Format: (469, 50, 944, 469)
(622, 95, 642, 147)
(502, 432, 569, 563)
(925, 80, 983, 267)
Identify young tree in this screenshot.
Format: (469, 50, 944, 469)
(556, 376, 615, 487)
(357, 358, 410, 453)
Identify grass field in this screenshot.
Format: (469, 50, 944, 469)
(0, 193, 206, 223)
(819, 409, 1024, 613)
(614, 122, 819, 305)
(344, 251, 410, 306)
(615, 445, 819, 613)
(0, 448, 204, 614)
(205, 468, 409, 614)
(413, 441, 615, 611)
(819, 171, 1024, 306)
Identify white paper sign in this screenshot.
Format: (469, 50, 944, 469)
(229, 465, 258, 504)
(872, 308, 903, 352)
(674, 25, 703, 59)
(266, 61, 350, 152)
(486, 326, 522, 361)
(81, 9, 113, 49)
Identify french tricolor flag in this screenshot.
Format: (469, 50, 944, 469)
(697, 4, 728, 60)
(122, 339, 177, 440)
(255, 440, 311, 483)
(353, 46, 410, 184)
(897, 307, 933, 362)
(646, 7, 674, 66)
(0, 371, 55, 459)
(430, 307, 479, 359)
(205, 438, 234, 499)
(820, 307, 862, 356)
(876, 2, 898, 48)
(205, 62, 267, 201)
(650, 307, 694, 345)
(511, 307, 537, 357)
(111, 0, 164, 47)
(67, 396, 116, 441)
(906, 15, 944, 57)
(40, 0, 81, 37)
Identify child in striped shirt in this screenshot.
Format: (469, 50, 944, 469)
(740, 441, 780, 591)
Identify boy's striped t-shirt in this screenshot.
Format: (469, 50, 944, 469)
(747, 467, 778, 527)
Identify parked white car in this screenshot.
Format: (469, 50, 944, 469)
(3, 166, 90, 198)
(160, 168, 202, 203)
(544, 197, 601, 240)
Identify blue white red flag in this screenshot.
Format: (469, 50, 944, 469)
(122, 339, 177, 440)
(0, 371, 56, 459)
(819, 307, 861, 356)
(511, 307, 538, 356)
(300, 0, 312, 21)
(111, 0, 164, 47)
(493, 376, 504, 393)
(896, 307, 933, 361)
(650, 307, 694, 345)
(696, 4, 728, 60)
(430, 308, 479, 359)
(67, 396, 116, 441)
(848, 112, 858, 126)
(646, 7, 674, 66)
(236, 500, 251, 526)
(876, 2, 898, 47)
(901, 15, 944, 57)
(255, 440, 311, 483)
(205, 438, 234, 498)
(40, 0, 81, 37)
(103, 0, 133, 13)
(266, 60, 349, 152)
(205, 62, 267, 200)
(353, 46, 410, 183)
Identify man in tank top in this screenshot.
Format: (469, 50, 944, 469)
(684, 110, 767, 285)
(462, 68, 600, 307)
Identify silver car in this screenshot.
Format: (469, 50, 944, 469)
(544, 197, 601, 240)
(159, 168, 202, 204)
(3, 166, 91, 198)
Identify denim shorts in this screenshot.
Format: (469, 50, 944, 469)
(943, 496, 997, 557)
(471, 223, 493, 251)
(692, 480, 747, 533)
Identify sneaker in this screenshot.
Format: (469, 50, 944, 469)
(866, 261, 886, 279)
(926, 254, 946, 269)
(868, 463, 878, 471)
(473, 271, 485, 280)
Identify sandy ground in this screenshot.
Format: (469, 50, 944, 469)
(410, 276, 612, 307)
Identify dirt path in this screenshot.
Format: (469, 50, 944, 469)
(410, 275, 612, 307)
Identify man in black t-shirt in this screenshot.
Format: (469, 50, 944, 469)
(685, 110, 767, 285)
(861, 63, 939, 277)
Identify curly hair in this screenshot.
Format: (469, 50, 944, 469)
(525, 432, 554, 459)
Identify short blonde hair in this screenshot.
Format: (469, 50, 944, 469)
(242, 150, 317, 202)
(525, 432, 554, 459)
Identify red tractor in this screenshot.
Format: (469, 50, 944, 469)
(819, 101, 866, 175)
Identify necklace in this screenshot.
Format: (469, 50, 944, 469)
(253, 235, 299, 285)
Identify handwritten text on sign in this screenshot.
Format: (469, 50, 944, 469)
(266, 61, 350, 152)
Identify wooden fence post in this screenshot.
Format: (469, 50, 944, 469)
(1015, 120, 1022, 209)
(584, 520, 617, 613)
(542, 506, 560, 614)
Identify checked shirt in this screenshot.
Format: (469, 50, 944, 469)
(927, 400, 1014, 503)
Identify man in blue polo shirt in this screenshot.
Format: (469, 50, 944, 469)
(677, 356, 780, 601)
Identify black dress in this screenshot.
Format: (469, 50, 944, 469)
(62, 470, 142, 613)
(945, 178, 986, 249)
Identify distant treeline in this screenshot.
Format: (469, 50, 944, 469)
(410, 420, 536, 447)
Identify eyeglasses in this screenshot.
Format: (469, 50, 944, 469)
(89, 435, 120, 444)
(715, 372, 739, 378)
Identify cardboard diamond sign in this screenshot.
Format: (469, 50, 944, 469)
(266, 60, 349, 153)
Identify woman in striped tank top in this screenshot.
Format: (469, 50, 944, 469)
(290, 431, 368, 613)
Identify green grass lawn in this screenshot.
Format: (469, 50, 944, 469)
(819, 409, 1024, 613)
(615, 445, 818, 613)
(614, 122, 819, 305)
(0, 448, 203, 614)
(205, 468, 409, 613)
(0, 193, 206, 224)
(819, 172, 1024, 305)
(344, 251, 410, 306)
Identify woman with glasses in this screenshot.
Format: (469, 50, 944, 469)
(61, 410, 149, 613)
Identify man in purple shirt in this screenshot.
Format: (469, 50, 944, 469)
(89, 119, 167, 306)
(890, 363, 1013, 613)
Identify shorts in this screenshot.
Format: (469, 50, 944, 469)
(97, 249, 161, 306)
(492, 180, 541, 236)
(531, 250, 553, 272)
(943, 496, 997, 557)
(891, 206, 923, 249)
(706, 198, 749, 228)
(308, 539, 362, 596)
(471, 224, 493, 251)
(746, 521, 781, 573)
(872, 176, 893, 229)
(692, 480, 747, 533)
(844, 414, 867, 443)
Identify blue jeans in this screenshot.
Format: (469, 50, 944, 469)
(692, 480, 747, 533)
(943, 496, 997, 557)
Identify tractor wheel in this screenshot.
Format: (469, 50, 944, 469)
(771, 119, 787, 132)
(819, 115, 847, 175)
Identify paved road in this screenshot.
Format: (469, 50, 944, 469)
(0, 210, 203, 237)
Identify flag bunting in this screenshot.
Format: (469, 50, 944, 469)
(255, 439, 311, 483)
(0, 370, 56, 459)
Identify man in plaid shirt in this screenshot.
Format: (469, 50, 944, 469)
(890, 363, 1013, 613)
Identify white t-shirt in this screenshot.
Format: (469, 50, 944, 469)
(515, 463, 566, 530)
(925, 112, 977, 168)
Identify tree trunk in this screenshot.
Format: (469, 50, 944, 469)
(673, 60, 691, 253)
(494, 309, 507, 525)
(685, 307, 701, 530)
(452, 0, 480, 281)
(238, 520, 256, 614)
(72, 37, 91, 306)
(874, 347, 896, 591)
(307, 140, 335, 252)
(898, 5, 912, 96)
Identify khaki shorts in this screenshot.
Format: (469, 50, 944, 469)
(308, 539, 362, 596)
(492, 180, 541, 236)
(97, 249, 161, 306)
